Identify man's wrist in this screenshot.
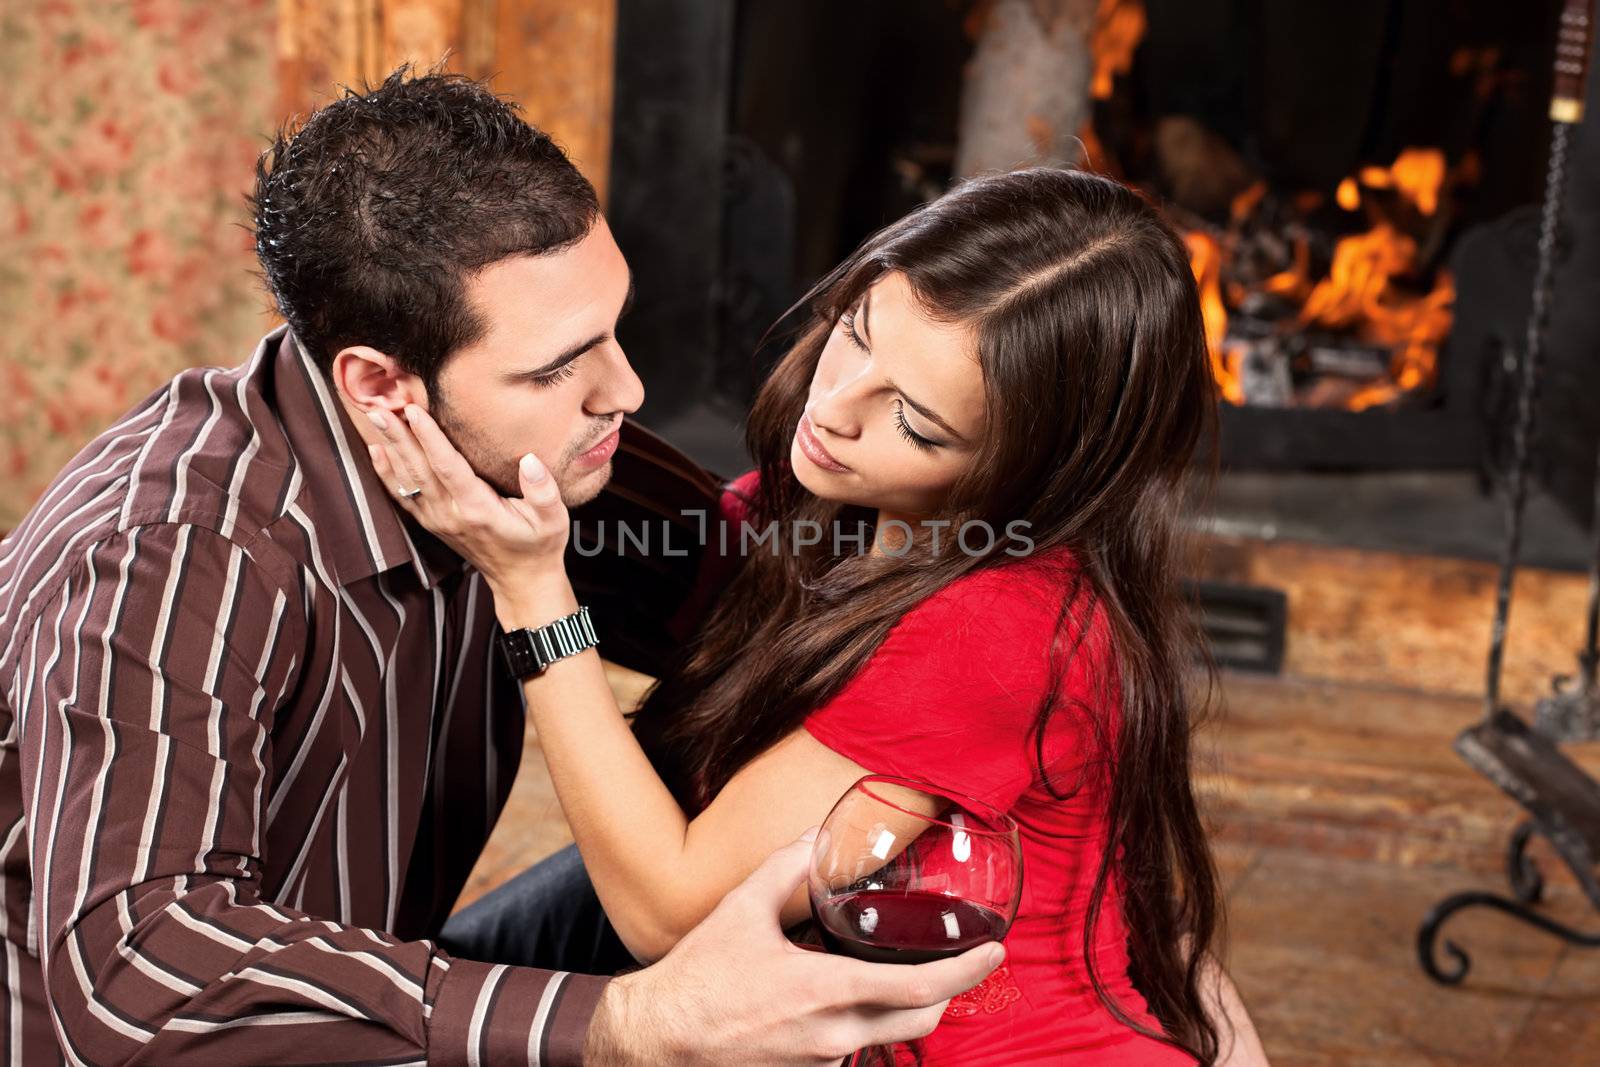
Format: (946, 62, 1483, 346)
(583, 972, 661, 1066)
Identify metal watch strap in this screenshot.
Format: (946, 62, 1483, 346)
(498, 606, 599, 679)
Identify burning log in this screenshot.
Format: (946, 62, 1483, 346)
(1153, 114, 1256, 217)
(1232, 334, 1292, 408)
(996, 0, 1473, 413)
(1179, 149, 1459, 412)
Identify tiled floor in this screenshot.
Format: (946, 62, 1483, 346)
(462, 666, 1600, 1066)
(1201, 674, 1600, 1066)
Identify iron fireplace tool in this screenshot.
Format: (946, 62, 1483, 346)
(1417, 0, 1600, 984)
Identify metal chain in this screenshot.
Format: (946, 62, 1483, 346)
(1484, 121, 1574, 719)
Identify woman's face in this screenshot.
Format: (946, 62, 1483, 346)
(792, 271, 986, 518)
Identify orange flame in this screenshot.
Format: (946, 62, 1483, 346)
(1301, 224, 1420, 329)
(1090, 0, 1147, 100)
(1185, 231, 1243, 405)
(1300, 147, 1453, 407)
(1078, 0, 1452, 411)
(1182, 147, 1453, 410)
(1344, 273, 1455, 410)
(1230, 181, 1267, 224)
(1355, 147, 1446, 216)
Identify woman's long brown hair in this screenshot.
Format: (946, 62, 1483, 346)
(633, 167, 1223, 1064)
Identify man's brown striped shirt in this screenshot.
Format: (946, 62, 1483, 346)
(0, 325, 606, 1064)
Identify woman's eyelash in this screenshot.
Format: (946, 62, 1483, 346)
(839, 309, 868, 351)
(835, 313, 935, 451)
(531, 363, 578, 388)
(894, 400, 937, 451)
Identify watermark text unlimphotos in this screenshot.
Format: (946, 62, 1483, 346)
(569, 511, 1035, 559)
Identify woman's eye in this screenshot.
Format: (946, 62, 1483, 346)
(893, 400, 938, 452)
(839, 309, 869, 352)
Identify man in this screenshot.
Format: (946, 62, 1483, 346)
(0, 67, 1000, 1064)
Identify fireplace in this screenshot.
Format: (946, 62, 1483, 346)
(609, 0, 1600, 523)
(1100, 1, 1579, 477)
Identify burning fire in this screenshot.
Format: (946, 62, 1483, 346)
(1175, 148, 1456, 411)
(1185, 231, 1244, 405)
(1345, 147, 1447, 217)
(1256, 148, 1455, 410)
(1077, 0, 1147, 174)
(1083, 0, 1456, 411)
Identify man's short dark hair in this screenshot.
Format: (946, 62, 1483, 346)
(250, 64, 600, 386)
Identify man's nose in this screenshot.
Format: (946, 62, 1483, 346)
(590, 343, 645, 417)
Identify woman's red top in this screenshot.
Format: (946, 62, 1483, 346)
(698, 470, 1196, 1065)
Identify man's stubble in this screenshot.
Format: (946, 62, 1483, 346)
(429, 387, 611, 507)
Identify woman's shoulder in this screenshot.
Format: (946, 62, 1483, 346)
(851, 548, 1097, 705)
(910, 546, 1087, 632)
(895, 549, 1115, 713)
(808, 547, 1105, 809)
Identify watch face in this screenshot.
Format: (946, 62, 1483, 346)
(499, 630, 546, 678)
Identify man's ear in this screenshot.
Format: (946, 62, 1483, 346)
(331, 345, 426, 416)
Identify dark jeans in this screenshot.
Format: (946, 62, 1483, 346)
(438, 844, 639, 976)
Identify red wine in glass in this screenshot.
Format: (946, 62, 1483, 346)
(807, 775, 1023, 1065)
(814, 889, 1010, 964)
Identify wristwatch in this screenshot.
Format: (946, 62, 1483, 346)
(497, 605, 600, 679)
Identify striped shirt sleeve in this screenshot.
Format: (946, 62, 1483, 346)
(12, 523, 606, 1065)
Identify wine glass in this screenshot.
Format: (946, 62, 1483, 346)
(808, 775, 1023, 1065)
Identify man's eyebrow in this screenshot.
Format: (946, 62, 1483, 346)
(508, 333, 607, 380)
(858, 289, 967, 443)
(506, 271, 636, 381)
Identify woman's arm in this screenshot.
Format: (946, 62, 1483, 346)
(1195, 946, 1270, 1067)
(495, 574, 873, 960)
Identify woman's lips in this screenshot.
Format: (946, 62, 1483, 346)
(796, 413, 851, 473)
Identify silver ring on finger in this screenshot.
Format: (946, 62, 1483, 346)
(399, 486, 422, 499)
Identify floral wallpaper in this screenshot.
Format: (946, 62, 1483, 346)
(0, 0, 279, 531)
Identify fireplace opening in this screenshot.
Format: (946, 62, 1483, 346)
(1091, 0, 1577, 476)
(610, 0, 1600, 554)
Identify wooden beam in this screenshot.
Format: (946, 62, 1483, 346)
(1196, 534, 1593, 707)
(488, 0, 616, 203)
(274, 0, 384, 120)
(274, 0, 614, 200)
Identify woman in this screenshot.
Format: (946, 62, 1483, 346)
(371, 167, 1258, 1065)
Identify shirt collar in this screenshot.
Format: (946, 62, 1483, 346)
(271, 326, 468, 590)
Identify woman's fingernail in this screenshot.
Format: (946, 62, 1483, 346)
(800, 826, 821, 843)
(985, 944, 1006, 968)
(520, 453, 548, 482)
(367, 410, 389, 432)
(404, 404, 422, 424)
